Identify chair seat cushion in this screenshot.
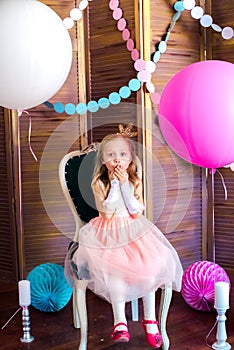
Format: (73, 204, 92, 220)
(68, 241, 90, 280)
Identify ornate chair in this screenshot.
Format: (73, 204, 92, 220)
(59, 143, 172, 350)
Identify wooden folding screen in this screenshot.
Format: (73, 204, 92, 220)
(2, 0, 232, 283)
(87, 0, 203, 270)
(212, 0, 234, 270)
(148, 0, 202, 269)
(0, 109, 18, 282)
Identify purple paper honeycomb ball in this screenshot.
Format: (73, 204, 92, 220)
(181, 261, 230, 311)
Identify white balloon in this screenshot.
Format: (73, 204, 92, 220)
(0, 0, 72, 110)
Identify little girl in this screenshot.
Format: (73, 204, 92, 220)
(69, 127, 183, 348)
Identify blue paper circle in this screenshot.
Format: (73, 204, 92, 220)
(27, 263, 72, 312)
(98, 97, 110, 109)
(174, 1, 184, 12)
(65, 103, 76, 115)
(44, 101, 54, 109)
(119, 86, 131, 99)
(87, 100, 99, 113)
(153, 51, 161, 63)
(76, 102, 87, 115)
(158, 41, 167, 53)
(172, 11, 182, 21)
(54, 102, 65, 113)
(128, 78, 141, 91)
(109, 92, 121, 104)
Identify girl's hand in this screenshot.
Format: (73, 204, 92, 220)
(114, 164, 128, 184)
(108, 170, 116, 181)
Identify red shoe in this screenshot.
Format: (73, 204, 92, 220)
(142, 319, 163, 348)
(111, 322, 130, 343)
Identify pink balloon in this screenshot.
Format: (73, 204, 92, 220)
(158, 60, 234, 170)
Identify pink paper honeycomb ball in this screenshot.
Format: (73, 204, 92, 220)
(181, 261, 230, 311)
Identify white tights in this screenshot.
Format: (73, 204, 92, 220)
(112, 291, 159, 334)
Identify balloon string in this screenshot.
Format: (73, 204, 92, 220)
(1, 307, 22, 330)
(205, 319, 218, 348)
(216, 169, 227, 200)
(18, 110, 38, 161)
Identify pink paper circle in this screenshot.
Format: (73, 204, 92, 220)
(126, 38, 134, 51)
(117, 18, 126, 31)
(151, 92, 161, 104)
(134, 59, 146, 72)
(109, 0, 119, 10)
(131, 48, 139, 61)
(146, 81, 155, 93)
(113, 8, 122, 20)
(137, 70, 151, 82)
(122, 28, 130, 41)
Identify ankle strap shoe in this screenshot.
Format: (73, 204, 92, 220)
(111, 322, 130, 343)
(142, 319, 163, 348)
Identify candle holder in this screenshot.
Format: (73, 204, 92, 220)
(212, 306, 231, 350)
(20, 305, 34, 343)
(18, 280, 34, 343)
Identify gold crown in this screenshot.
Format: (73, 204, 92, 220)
(117, 123, 137, 138)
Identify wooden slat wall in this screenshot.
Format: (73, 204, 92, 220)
(22, 0, 203, 273)
(212, 1, 234, 269)
(87, 0, 203, 270)
(211, 1, 234, 62)
(0, 108, 18, 282)
(214, 170, 234, 269)
(2, 0, 232, 282)
(18, 0, 82, 276)
(87, 0, 138, 142)
(150, 0, 202, 269)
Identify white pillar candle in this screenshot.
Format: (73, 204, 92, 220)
(214, 281, 229, 309)
(18, 280, 31, 306)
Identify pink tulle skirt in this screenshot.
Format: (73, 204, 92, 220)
(68, 214, 183, 303)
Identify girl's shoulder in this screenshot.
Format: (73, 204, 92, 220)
(93, 179, 107, 194)
(97, 179, 105, 190)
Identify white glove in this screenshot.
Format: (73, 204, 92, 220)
(120, 179, 142, 214)
(103, 179, 120, 209)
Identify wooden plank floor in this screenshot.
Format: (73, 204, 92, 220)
(0, 279, 233, 350)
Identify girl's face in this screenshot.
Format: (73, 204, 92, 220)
(102, 138, 132, 171)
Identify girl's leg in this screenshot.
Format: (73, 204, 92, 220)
(111, 301, 130, 342)
(109, 276, 129, 342)
(109, 275, 127, 326)
(142, 291, 163, 348)
(112, 300, 127, 326)
(142, 291, 159, 334)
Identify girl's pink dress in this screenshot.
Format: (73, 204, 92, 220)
(67, 183, 183, 303)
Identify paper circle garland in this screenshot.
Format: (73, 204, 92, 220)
(158, 60, 234, 170)
(27, 263, 72, 312)
(181, 261, 230, 311)
(46, 0, 234, 115)
(0, 0, 72, 110)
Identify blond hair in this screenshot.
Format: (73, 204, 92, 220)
(91, 134, 140, 198)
